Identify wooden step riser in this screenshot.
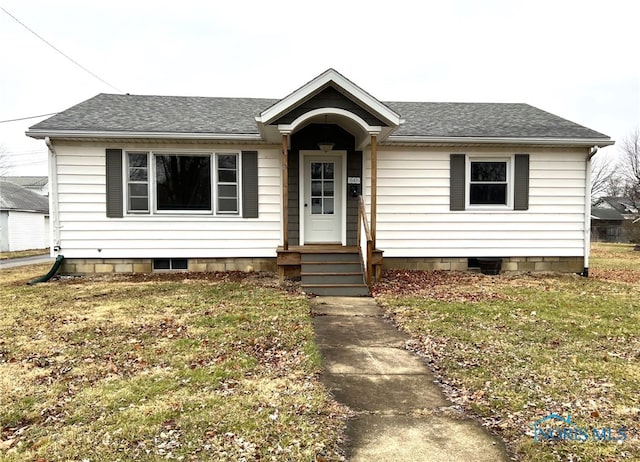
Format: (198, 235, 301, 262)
(303, 285, 370, 297)
(302, 263, 363, 273)
(302, 274, 366, 285)
(301, 253, 361, 263)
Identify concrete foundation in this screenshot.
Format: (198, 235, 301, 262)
(383, 256, 583, 273)
(59, 255, 584, 276)
(60, 257, 276, 275)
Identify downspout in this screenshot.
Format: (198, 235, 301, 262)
(45, 137, 61, 254)
(583, 146, 599, 277)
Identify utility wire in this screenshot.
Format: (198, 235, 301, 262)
(1, 6, 124, 93)
(0, 112, 59, 124)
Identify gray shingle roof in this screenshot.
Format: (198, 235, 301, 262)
(596, 196, 639, 214)
(0, 181, 49, 213)
(31, 94, 276, 135)
(591, 207, 624, 221)
(1, 176, 48, 188)
(29, 93, 609, 140)
(386, 102, 608, 139)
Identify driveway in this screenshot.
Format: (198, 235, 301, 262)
(0, 255, 54, 269)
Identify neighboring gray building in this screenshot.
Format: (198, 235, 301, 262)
(1, 176, 49, 196)
(591, 207, 626, 242)
(0, 180, 50, 252)
(591, 197, 639, 242)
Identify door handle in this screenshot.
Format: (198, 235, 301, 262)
(304, 203, 308, 207)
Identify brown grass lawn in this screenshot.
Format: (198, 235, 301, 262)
(0, 268, 348, 461)
(1, 243, 638, 461)
(373, 243, 640, 461)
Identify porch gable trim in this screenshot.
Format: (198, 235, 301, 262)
(256, 69, 402, 128)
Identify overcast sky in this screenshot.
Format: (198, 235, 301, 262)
(1, 0, 638, 175)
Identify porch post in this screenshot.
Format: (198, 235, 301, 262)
(371, 134, 378, 248)
(281, 133, 289, 250)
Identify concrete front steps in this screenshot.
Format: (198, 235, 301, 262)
(301, 250, 369, 296)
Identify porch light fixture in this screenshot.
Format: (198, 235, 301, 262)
(317, 115, 334, 152)
(318, 141, 335, 152)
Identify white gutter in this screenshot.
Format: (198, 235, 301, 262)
(45, 137, 61, 254)
(27, 130, 615, 149)
(27, 130, 264, 141)
(583, 146, 599, 276)
(385, 136, 615, 147)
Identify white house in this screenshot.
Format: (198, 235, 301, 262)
(26, 69, 613, 294)
(0, 180, 50, 252)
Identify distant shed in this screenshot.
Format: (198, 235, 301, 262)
(0, 180, 50, 252)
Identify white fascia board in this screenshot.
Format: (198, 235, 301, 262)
(256, 69, 401, 127)
(384, 136, 615, 147)
(276, 108, 382, 135)
(26, 129, 264, 142)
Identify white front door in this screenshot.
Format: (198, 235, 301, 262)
(303, 154, 343, 243)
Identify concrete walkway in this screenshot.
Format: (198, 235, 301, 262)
(311, 296, 510, 462)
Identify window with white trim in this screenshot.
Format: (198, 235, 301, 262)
(216, 153, 239, 213)
(127, 152, 149, 213)
(468, 159, 510, 206)
(125, 151, 240, 215)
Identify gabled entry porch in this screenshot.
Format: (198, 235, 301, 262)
(275, 122, 383, 294)
(254, 69, 403, 294)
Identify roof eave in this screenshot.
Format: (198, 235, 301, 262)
(26, 129, 264, 142)
(384, 136, 615, 147)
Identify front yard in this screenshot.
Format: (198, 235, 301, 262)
(373, 243, 640, 461)
(0, 270, 347, 461)
(1, 243, 638, 461)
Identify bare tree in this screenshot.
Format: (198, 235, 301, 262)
(0, 144, 12, 176)
(591, 155, 621, 203)
(618, 128, 640, 204)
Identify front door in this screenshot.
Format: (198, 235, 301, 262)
(303, 154, 343, 243)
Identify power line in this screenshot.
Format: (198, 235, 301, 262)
(1, 6, 124, 93)
(0, 112, 59, 124)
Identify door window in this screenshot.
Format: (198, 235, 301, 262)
(310, 162, 334, 215)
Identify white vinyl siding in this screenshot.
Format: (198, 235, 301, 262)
(53, 141, 589, 261)
(365, 146, 587, 258)
(53, 142, 281, 259)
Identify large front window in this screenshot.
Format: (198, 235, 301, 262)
(156, 155, 211, 211)
(126, 151, 239, 214)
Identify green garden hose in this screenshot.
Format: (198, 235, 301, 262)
(27, 255, 65, 285)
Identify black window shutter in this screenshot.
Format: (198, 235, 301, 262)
(242, 151, 259, 218)
(106, 149, 123, 218)
(450, 154, 466, 211)
(514, 154, 530, 211)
